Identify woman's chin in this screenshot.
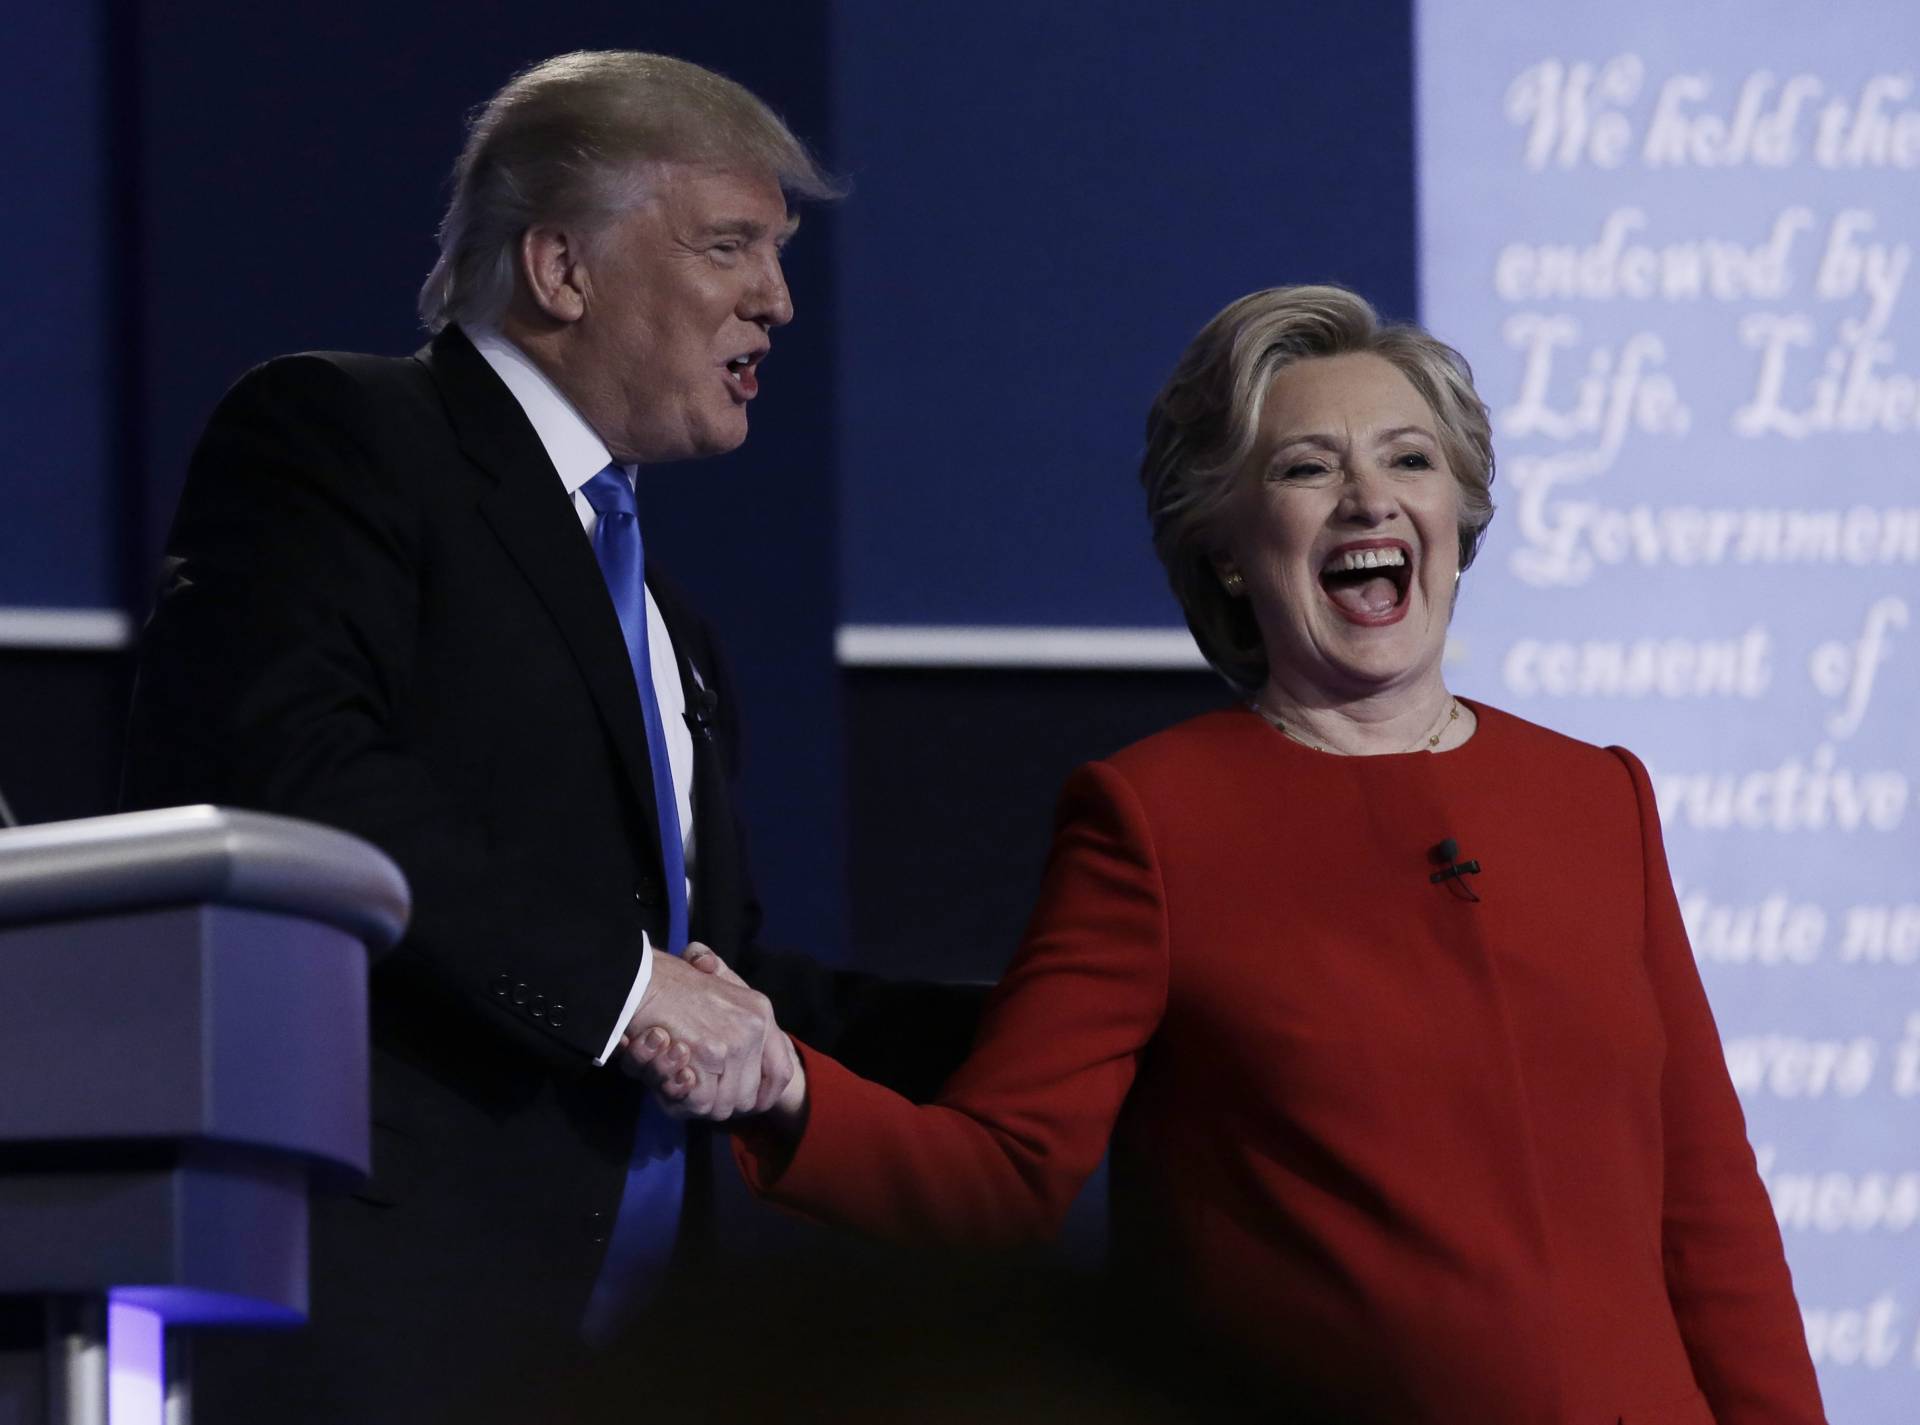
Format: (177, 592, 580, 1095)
(1286, 619, 1446, 697)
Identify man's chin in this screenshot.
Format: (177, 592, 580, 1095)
(693, 413, 751, 459)
(630, 419, 749, 465)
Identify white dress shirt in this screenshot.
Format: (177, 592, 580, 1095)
(470, 327, 695, 1066)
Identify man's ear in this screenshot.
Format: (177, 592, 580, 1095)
(518, 224, 589, 323)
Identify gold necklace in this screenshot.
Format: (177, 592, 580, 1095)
(1251, 696, 1459, 755)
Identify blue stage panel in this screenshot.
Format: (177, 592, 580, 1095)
(833, 0, 1418, 631)
(0, 1, 116, 612)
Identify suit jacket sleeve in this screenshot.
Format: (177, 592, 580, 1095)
(124, 356, 648, 1067)
(737, 758, 1169, 1242)
(1612, 748, 1826, 1422)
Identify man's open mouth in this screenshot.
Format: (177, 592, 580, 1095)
(1318, 542, 1412, 623)
(724, 349, 765, 397)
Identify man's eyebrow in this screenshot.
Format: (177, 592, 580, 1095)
(696, 218, 766, 240)
(695, 214, 803, 245)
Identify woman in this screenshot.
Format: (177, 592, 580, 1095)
(649, 286, 1825, 1422)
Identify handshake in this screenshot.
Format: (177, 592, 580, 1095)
(616, 943, 806, 1123)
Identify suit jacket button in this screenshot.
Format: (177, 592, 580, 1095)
(634, 874, 660, 904)
(489, 975, 511, 999)
(585, 1210, 608, 1244)
(548, 1003, 566, 1028)
(530, 994, 546, 1020)
(511, 982, 530, 1006)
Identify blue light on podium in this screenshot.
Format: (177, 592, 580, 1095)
(108, 1301, 162, 1425)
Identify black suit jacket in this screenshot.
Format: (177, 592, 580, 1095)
(122, 326, 975, 1422)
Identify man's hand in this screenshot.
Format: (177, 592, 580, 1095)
(625, 946, 809, 1138)
(618, 944, 793, 1120)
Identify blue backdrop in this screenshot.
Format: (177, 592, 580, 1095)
(833, 0, 1416, 630)
(0, 1, 117, 611)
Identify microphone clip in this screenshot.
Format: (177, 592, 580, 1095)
(684, 688, 719, 742)
(1428, 838, 1482, 901)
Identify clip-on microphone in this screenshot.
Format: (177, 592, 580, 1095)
(1428, 838, 1482, 901)
(684, 688, 719, 741)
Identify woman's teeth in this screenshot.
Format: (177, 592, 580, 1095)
(1326, 547, 1406, 573)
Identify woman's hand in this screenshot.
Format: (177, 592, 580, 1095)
(621, 944, 808, 1124)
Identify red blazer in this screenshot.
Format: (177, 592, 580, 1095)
(742, 703, 1826, 1423)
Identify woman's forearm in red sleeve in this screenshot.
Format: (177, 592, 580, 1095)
(734, 760, 1172, 1247)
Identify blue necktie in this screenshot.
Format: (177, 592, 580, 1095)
(579, 464, 689, 1342)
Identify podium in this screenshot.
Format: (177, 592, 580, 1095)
(0, 806, 409, 1425)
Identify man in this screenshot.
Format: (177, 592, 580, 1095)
(123, 51, 972, 1423)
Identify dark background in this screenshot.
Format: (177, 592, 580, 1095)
(2, 0, 1416, 985)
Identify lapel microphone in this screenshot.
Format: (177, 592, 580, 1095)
(684, 687, 718, 741)
(1429, 837, 1482, 900)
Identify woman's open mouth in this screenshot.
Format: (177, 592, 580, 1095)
(1318, 541, 1412, 626)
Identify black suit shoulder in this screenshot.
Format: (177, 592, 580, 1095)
(126, 334, 653, 1068)
(189, 346, 481, 514)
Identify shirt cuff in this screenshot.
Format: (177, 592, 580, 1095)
(593, 933, 655, 1067)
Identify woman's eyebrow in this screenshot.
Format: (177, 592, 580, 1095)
(1270, 432, 1340, 453)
